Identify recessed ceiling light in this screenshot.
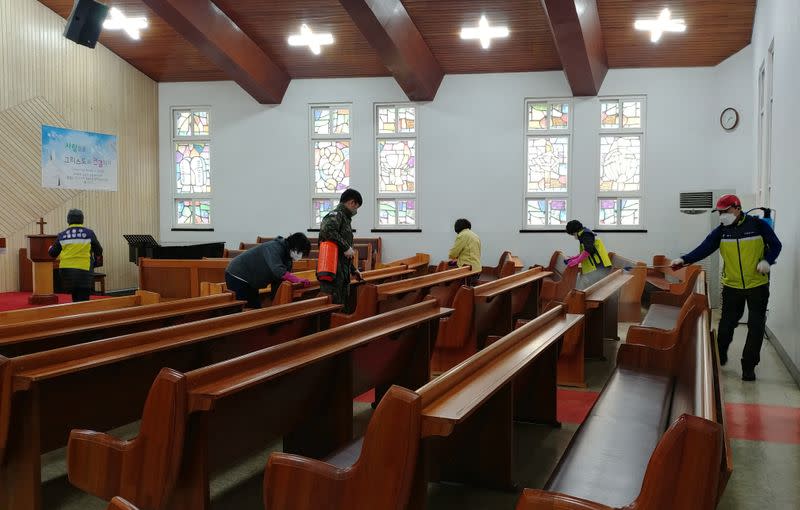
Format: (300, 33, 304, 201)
(103, 7, 148, 40)
(460, 15, 509, 49)
(634, 8, 686, 43)
(288, 24, 334, 55)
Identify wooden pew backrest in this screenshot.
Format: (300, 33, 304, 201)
(108, 497, 140, 510)
(0, 290, 160, 325)
(263, 385, 421, 510)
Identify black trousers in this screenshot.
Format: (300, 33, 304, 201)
(718, 284, 770, 369)
(59, 268, 91, 302)
(225, 272, 262, 309)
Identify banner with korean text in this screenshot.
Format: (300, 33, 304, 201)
(41, 125, 117, 191)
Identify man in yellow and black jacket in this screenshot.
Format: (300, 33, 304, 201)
(672, 194, 782, 381)
(48, 209, 103, 302)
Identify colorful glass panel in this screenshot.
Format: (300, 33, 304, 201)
(600, 136, 640, 192)
(527, 137, 569, 192)
(175, 143, 211, 193)
(378, 140, 415, 193)
(314, 141, 350, 193)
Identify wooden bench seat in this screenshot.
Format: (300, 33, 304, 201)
(647, 264, 702, 307)
(516, 286, 731, 510)
(0, 294, 244, 357)
(0, 297, 339, 510)
(431, 267, 552, 373)
(640, 304, 682, 329)
(331, 265, 478, 326)
(0, 291, 160, 326)
(67, 300, 451, 510)
(262, 305, 583, 510)
(108, 497, 139, 510)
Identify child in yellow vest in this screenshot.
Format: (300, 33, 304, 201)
(565, 220, 612, 288)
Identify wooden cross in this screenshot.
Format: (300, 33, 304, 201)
(36, 217, 47, 235)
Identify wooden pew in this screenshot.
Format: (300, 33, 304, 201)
(646, 264, 703, 308)
(261, 306, 582, 510)
(431, 267, 552, 373)
(515, 286, 730, 510)
(0, 294, 244, 357)
(138, 258, 230, 299)
(0, 290, 160, 326)
(238, 242, 260, 250)
(67, 300, 450, 510)
(222, 248, 245, 258)
(377, 253, 430, 277)
(646, 254, 689, 291)
(263, 385, 420, 510)
(331, 266, 478, 325)
(608, 252, 647, 322)
(576, 269, 633, 359)
(539, 251, 579, 311)
(0, 298, 340, 510)
(477, 251, 515, 284)
(258, 236, 383, 270)
(108, 497, 139, 510)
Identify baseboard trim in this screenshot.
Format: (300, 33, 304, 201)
(766, 326, 800, 388)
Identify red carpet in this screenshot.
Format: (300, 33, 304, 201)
(355, 387, 601, 425)
(0, 292, 108, 312)
(725, 402, 800, 444)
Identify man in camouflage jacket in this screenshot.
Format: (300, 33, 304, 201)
(319, 189, 363, 306)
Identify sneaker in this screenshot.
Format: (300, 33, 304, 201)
(742, 366, 756, 381)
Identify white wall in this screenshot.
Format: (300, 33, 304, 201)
(752, 0, 800, 375)
(158, 59, 753, 276)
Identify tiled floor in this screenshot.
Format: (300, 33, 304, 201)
(42, 320, 800, 509)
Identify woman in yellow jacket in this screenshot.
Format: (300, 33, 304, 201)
(448, 218, 482, 285)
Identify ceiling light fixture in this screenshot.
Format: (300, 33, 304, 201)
(288, 24, 334, 55)
(634, 8, 686, 43)
(103, 7, 148, 40)
(460, 15, 509, 49)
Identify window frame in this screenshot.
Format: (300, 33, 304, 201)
(309, 103, 353, 228)
(522, 98, 573, 230)
(596, 96, 646, 229)
(374, 103, 419, 230)
(172, 106, 213, 228)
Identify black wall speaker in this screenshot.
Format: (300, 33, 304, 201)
(63, 0, 110, 49)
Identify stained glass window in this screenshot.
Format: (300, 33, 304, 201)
(601, 101, 619, 129)
(175, 143, 211, 194)
(377, 104, 418, 227)
(527, 199, 567, 227)
(313, 198, 336, 225)
(378, 199, 416, 226)
(176, 199, 210, 225)
(172, 107, 212, 227)
(600, 136, 641, 192)
(622, 101, 641, 128)
(528, 103, 548, 130)
(314, 141, 350, 193)
(599, 199, 618, 225)
(311, 105, 352, 227)
(379, 140, 415, 193)
(313, 107, 351, 135)
(527, 137, 568, 192)
(598, 198, 640, 226)
(550, 103, 569, 129)
(174, 110, 209, 137)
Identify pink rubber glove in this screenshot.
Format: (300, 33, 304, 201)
(567, 251, 589, 268)
(282, 272, 311, 287)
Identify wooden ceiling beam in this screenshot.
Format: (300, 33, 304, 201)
(338, 0, 444, 101)
(540, 0, 608, 96)
(141, 0, 289, 104)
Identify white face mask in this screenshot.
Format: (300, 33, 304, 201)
(290, 250, 303, 261)
(719, 213, 737, 226)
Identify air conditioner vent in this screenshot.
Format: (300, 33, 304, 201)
(680, 191, 713, 209)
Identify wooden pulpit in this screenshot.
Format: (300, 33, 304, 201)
(0, 237, 6, 255)
(27, 218, 59, 305)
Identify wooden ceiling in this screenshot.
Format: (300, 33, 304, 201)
(38, 0, 756, 83)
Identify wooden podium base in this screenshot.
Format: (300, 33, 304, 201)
(28, 293, 59, 305)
